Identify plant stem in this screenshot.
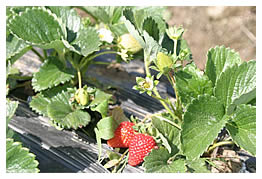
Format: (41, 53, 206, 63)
(80, 51, 118, 70)
(155, 115, 181, 130)
(77, 68, 82, 89)
(43, 49, 48, 59)
(31, 48, 45, 62)
(151, 94, 168, 103)
(208, 141, 235, 153)
(8, 75, 32, 81)
(168, 72, 179, 100)
(144, 55, 151, 76)
(90, 61, 112, 65)
(173, 39, 178, 58)
(112, 149, 129, 173)
(143, 53, 178, 121)
(140, 112, 162, 123)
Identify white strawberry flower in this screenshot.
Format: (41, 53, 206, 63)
(139, 77, 154, 91)
(98, 28, 114, 43)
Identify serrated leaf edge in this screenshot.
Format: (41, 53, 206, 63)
(31, 59, 74, 92)
(214, 60, 256, 112)
(181, 94, 227, 160)
(6, 138, 39, 172)
(29, 94, 50, 116)
(205, 45, 241, 72)
(7, 6, 66, 47)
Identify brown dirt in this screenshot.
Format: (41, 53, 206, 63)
(167, 6, 256, 70)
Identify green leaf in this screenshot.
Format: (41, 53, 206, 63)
(67, 25, 101, 57)
(6, 138, 39, 173)
(214, 61, 256, 114)
(91, 100, 108, 118)
(29, 84, 72, 116)
(6, 99, 19, 138)
(143, 30, 161, 62)
(152, 116, 180, 153)
(8, 7, 65, 46)
(205, 45, 242, 86)
(177, 39, 192, 60)
(83, 6, 110, 24)
(181, 95, 226, 160)
(48, 6, 81, 43)
(6, 99, 18, 125)
(104, 159, 119, 169)
(175, 63, 213, 107)
(186, 158, 210, 173)
(47, 90, 91, 129)
(97, 116, 118, 140)
(143, 148, 186, 173)
(6, 34, 31, 64)
(111, 107, 129, 126)
(89, 89, 112, 107)
(129, 7, 166, 33)
(122, 14, 145, 48)
(143, 17, 160, 42)
(109, 23, 129, 37)
(32, 57, 74, 92)
(94, 127, 102, 161)
(30, 93, 50, 116)
(110, 7, 125, 24)
(226, 104, 256, 156)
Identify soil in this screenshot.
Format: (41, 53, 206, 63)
(167, 6, 256, 70)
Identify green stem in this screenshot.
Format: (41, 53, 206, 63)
(90, 61, 112, 65)
(80, 51, 118, 70)
(77, 68, 82, 89)
(166, 98, 177, 117)
(173, 39, 178, 58)
(153, 88, 177, 121)
(151, 94, 168, 103)
(140, 112, 162, 124)
(8, 75, 32, 81)
(143, 53, 177, 121)
(112, 149, 129, 173)
(155, 115, 181, 130)
(31, 48, 45, 62)
(43, 49, 48, 59)
(208, 141, 235, 152)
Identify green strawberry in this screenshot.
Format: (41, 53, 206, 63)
(128, 133, 156, 166)
(75, 88, 89, 106)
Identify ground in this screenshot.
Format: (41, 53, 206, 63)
(167, 6, 256, 70)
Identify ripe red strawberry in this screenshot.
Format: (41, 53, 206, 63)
(107, 121, 135, 148)
(128, 133, 156, 166)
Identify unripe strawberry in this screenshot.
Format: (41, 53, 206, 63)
(107, 121, 135, 148)
(75, 88, 89, 106)
(128, 133, 156, 166)
(156, 52, 173, 73)
(118, 34, 142, 53)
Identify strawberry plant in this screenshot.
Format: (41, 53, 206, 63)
(100, 8, 256, 173)
(6, 6, 255, 173)
(6, 6, 132, 131)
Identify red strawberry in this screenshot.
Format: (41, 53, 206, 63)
(128, 133, 156, 166)
(107, 121, 135, 148)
